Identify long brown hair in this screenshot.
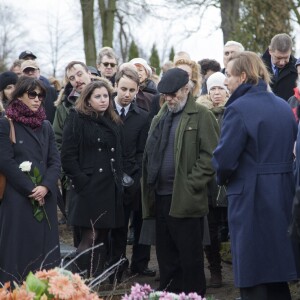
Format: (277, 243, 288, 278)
(75, 79, 121, 123)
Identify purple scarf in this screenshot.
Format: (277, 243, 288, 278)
(6, 99, 46, 129)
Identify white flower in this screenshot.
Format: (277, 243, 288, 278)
(19, 161, 32, 172)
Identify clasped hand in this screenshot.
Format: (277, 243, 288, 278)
(29, 186, 49, 206)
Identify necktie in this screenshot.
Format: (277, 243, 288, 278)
(120, 107, 126, 120)
(274, 66, 279, 78)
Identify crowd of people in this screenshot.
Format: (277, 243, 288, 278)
(0, 33, 300, 300)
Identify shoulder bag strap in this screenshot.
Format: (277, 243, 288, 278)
(4, 116, 16, 144)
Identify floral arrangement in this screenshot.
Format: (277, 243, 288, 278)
(122, 283, 207, 300)
(0, 267, 102, 300)
(19, 161, 51, 229)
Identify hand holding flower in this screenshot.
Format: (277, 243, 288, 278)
(19, 161, 51, 229)
(29, 185, 49, 204)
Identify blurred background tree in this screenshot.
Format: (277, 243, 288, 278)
(235, 0, 292, 53)
(128, 40, 140, 61)
(149, 44, 160, 74)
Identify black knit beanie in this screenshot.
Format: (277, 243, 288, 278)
(0, 71, 18, 91)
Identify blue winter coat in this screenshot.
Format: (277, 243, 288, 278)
(212, 81, 298, 287)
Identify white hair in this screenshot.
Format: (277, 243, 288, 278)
(224, 41, 245, 52)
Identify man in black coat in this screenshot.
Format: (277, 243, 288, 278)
(108, 67, 155, 281)
(262, 33, 297, 101)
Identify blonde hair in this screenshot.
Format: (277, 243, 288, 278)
(175, 58, 201, 96)
(228, 51, 271, 85)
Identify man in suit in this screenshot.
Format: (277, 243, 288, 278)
(262, 33, 297, 101)
(108, 67, 155, 282)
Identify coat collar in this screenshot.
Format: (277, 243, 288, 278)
(226, 80, 268, 107)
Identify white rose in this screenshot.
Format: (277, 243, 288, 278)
(19, 161, 32, 172)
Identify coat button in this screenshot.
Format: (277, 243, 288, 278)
(99, 168, 103, 173)
(97, 138, 101, 142)
(111, 148, 115, 152)
(98, 148, 102, 152)
(111, 158, 115, 162)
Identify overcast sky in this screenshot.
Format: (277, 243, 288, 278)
(4, 0, 300, 78)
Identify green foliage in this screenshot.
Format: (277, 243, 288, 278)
(169, 46, 175, 61)
(128, 40, 139, 60)
(149, 43, 160, 75)
(26, 272, 48, 299)
(235, 0, 292, 53)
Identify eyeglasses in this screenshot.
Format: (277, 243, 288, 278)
(101, 62, 117, 68)
(23, 68, 38, 74)
(27, 91, 45, 101)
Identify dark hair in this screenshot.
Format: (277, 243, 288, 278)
(11, 76, 46, 101)
(75, 79, 121, 123)
(65, 61, 89, 79)
(115, 67, 140, 87)
(269, 33, 292, 52)
(198, 59, 221, 76)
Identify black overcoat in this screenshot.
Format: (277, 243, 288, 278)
(262, 49, 297, 101)
(0, 118, 61, 284)
(61, 110, 124, 229)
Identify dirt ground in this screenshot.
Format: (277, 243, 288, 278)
(59, 223, 300, 300)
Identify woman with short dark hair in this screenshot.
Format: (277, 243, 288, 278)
(0, 76, 61, 284)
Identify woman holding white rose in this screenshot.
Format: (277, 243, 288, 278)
(0, 76, 61, 284)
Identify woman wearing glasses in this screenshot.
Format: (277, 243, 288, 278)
(0, 76, 61, 284)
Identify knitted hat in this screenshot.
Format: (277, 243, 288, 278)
(207, 72, 228, 93)
(129, 58, 152, 77)
(0, 71, 18, 91)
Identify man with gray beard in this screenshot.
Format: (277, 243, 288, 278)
(141, 68, 219, 296)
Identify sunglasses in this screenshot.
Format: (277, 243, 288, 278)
(23, 68, 38, 74)
(27, 91, 45, 101)
(102, 62, 117, 68)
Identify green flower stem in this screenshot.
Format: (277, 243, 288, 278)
(43, 206, 51, 230)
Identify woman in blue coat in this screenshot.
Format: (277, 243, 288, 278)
(212, 51, 298, 300)
(0, 76, 61, 284)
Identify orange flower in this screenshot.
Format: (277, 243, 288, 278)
(48, 274, 75, 299)
(11, 288, 35, 300)
(35, 268, 59, 280)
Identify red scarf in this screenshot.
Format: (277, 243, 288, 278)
(6, 99, 46, 129)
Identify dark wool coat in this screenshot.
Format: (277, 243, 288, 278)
(212, 81, 298, 287)
(0, 118, 61, 284)
(262, 49, 297, 101)
(116, 102, 150, 206)
(61, 110, 124, 229)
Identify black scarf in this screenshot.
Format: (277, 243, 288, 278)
(145, 110, 174, 185)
